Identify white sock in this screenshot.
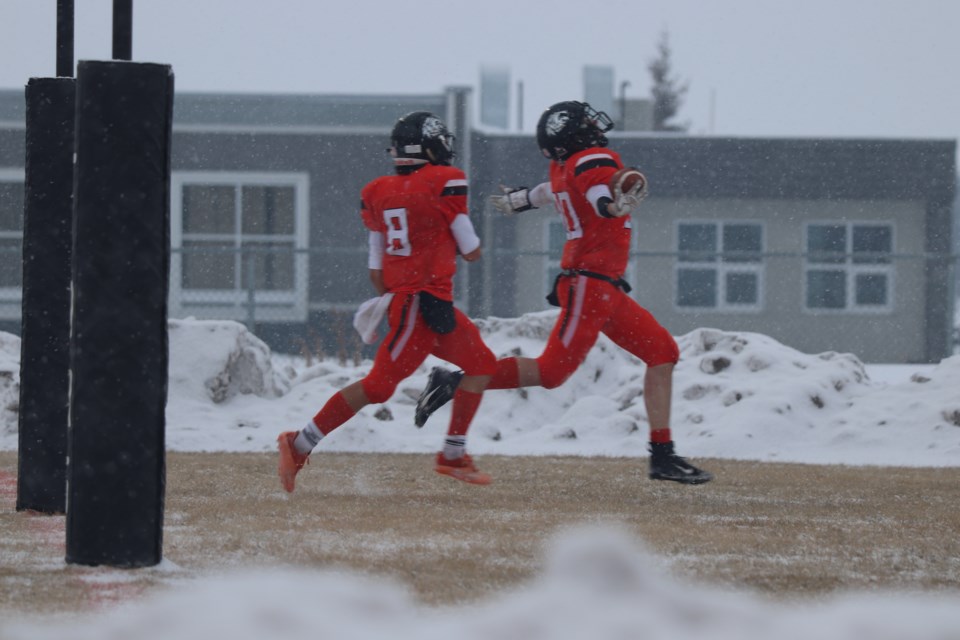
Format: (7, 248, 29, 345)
(442, 435, 466, 460)
(294, 421, 323, 454)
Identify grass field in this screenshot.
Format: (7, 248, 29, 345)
(2, 451, 960, 621)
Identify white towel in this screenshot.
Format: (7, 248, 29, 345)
(352, 293, 394, 344)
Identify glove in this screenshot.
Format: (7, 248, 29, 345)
(489, 186, 535, 214)
(610, 170, 649, 217)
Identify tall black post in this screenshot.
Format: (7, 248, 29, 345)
(56, 0, 74, 77)
(65, 60, 173, 567)
(16, 78, 76, 514)
(112, 0, 132, 61)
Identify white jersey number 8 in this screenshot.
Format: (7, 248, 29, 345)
(384, 208, 412, 256)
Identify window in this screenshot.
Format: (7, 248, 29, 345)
(0, 169, 25, 316)
(804, 222, 893, 312)
(543, 219, 568, 297)
(675, 221, 763, 311)
(170, 172, 309, 322)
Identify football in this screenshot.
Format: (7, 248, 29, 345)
(609, 167, 646, 196)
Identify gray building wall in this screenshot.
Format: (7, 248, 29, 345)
(622, 98, 653, 132)
(0, 127, 25, 167)
(173, 92, 447, 129)
(171, 128, 384, 308)
(479, 66, 510, 130)
(504, 196, 928, 362)
(168, 91, 466, 351)
(0, 122, 26, 323)
(471, 133, 956, 362)
(583, 66, 614, 116)
(0, 88, 955, 361)
(633, 198, 928, 362)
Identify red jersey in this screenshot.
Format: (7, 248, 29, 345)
(360, 164, 468, 301)
(548, 147, 632, 278)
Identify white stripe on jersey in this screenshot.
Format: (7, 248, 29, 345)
(390, 295, 420, 361)
(575, 152, 615, 168)
(444, 178, 468, 188)
(561, 276, 588, 348)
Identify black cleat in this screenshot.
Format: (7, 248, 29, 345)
(649, 441, 713, 485)
(414, 367, 463, 428)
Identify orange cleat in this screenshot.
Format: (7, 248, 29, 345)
(277, 431, 310, 493)
(435, 453, 492, 486)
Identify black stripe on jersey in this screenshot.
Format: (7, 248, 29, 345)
(574, 157, 618, 176)
(360, 199, 367, 210)
(441, 185, 468, 197)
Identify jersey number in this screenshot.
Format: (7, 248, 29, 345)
(554, 192, 583, 239)
(384, 208, 411, 256)
(554, 191, 631, 237)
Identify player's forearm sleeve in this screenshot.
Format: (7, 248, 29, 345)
(450, 214, 481, 255)
(368, 231, 385, 269)
(528, 182, 554, 209)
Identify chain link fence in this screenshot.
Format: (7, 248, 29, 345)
(3, 245, 959, 358)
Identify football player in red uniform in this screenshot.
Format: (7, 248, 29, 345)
(277, 112, 498, 492)
(416, 101, 712, 484)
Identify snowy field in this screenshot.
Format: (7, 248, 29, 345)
(6, 313, 955, 466)
(1, 315, 959, 639)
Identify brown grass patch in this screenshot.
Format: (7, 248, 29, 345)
(1, 451, 959, 620)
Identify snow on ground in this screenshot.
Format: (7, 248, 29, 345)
(1, 315, 959, 638)
(7, 313, 957, 466)
(4, 525, 960, 640)
(159, 314, 958, 467)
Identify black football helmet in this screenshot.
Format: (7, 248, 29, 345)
(535, 101, 614, 161)
(388, 111, 455, 168)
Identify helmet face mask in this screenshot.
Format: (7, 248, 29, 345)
(388, 111, 455, 168)
(536, 101, 614, 161)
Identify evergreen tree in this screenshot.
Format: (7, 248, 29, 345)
(648, 30, 689, 132)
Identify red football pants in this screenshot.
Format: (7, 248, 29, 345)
(361, 293, 497, 403)
(535, 274, 679, 389)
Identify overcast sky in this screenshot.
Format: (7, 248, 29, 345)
(2, 0, 959, 146)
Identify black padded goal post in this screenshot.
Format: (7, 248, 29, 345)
(16, 77, 76, 514)
(65, 60, 173, 567)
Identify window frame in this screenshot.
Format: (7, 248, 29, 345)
(0, 168, 25, 318)
(673, 219, 766, 313)
(802, 220, 895, 314)
(170, 171, 310, 322)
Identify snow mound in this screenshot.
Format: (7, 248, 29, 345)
(666, 330, 960, 465)
(164, 319, 297, 451)
(667, 328, 874, 460)
(836, 354, 960, 431)
(168, 319, 292, 404)
(418, 321, 876, 459)
(0, 332, 20, 438)
(823, 354, 960, 465)
(1, 314, 958, 465)
(676, 327, 872, 432)
(6, 525, 960, 640)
